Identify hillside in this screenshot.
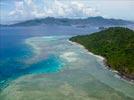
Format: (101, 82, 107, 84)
(2, 16, 133, 26)
(70, 27, 134, 80)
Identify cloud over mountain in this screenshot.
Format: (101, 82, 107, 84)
(9, 0, 99, 20)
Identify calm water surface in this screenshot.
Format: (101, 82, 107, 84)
(0, 25, 134, 100)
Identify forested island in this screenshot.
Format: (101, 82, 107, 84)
(70, 27, 134, 80)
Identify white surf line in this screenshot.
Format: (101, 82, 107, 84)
(24, 38, 42, 65)
(24, 36, 67, 65)
(25, 38, 41, 55)
(68, 39, 134, 84)
(25, 35, 67, 54)
(60, 52, 78, 63)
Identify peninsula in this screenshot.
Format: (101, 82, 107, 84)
(70, 27, 134, 80)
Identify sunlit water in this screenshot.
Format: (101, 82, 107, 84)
(0, 26, 134, 100)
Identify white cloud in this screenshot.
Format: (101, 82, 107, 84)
(9, 1, 24, 17)
(9, 0, 99, 20)
(9, 0, 39, 20)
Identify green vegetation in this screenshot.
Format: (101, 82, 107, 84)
(70, 27, 134, 79)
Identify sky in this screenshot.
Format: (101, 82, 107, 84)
(0, 0, 134, 24)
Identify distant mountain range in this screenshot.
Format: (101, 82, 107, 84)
(0, 16, 134, 27)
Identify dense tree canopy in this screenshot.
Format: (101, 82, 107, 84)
(70, 27, 134, 79)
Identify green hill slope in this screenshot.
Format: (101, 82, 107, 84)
(70, 27, 134, 80)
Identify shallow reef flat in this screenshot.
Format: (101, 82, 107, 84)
(0, 36, 134, 100)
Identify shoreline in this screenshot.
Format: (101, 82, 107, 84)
(68, 39, 134, 84)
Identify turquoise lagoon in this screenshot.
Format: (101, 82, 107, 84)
(0, 26, 134, 100)
(0, 36, 134, 100)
